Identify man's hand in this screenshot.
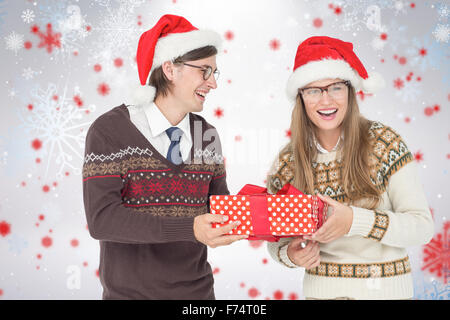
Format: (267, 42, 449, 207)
(304, 194, 353, 243)
(193, 214, 248, 248)
(286, 237, 320, 269)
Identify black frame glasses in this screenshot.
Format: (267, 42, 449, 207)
(182, 63, 220, 81)
(299, 80, 350, 99)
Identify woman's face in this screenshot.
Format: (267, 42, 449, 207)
(300, 78, 349, 135)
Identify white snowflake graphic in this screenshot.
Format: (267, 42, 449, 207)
(384, 19, 409, 52)
(8, 234, 28, 255)
(17, 83, 95, 179)
(8, 87, 18, 98)
(393, 0, 408, 16)
(21, 9, 35, 24)
(433, 24, 449, 43)
(406, 36, 449, 72)
(436, 3, 449, 21)
(4, 31, 24, 55)
(413, 272, 450, 300)
(395, 79, 422, 103)
(22, 67, 36, 80)
(89, 0, 144, 70)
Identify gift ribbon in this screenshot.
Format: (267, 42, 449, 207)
(237, 183, 326, 241)
(237, 185, 272, 240)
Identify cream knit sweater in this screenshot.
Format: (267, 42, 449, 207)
(266, 122, 434, 299)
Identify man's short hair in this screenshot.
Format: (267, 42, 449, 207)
(149, 45, 218, 99)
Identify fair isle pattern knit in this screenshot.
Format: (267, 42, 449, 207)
(84, 146, 154, 163)
(83, 105, 227, 218)
(83, 156, 225, 217)
(306, 256, 411, 278)
(367, 211, 389, 241)
(267, 121, 413, 204)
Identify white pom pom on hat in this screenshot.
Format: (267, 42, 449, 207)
(286, 36, 385, 102)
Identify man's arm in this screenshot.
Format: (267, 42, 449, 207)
(83, 125, 197, 244)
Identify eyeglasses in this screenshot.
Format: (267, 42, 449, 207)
(182, 63, 220, 81)
(299, 81, 350, 101)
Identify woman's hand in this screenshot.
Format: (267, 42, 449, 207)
(304, 194, 353, 243)
(286, 237, 321, 269)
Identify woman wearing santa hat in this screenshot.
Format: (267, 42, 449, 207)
(83, 14, 246, 300)
(266, 36, 434, 299)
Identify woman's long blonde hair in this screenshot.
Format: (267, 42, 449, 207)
(286, 85, 380, 209)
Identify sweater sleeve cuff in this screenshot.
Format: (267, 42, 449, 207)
(278, 243, 299, 268)
(347, 206, 376, 237)
(162, 217, 196, 242)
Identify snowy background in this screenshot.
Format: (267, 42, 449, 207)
(0, 0, 448, 300)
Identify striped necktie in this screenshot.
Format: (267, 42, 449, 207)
(165, 127, 183, 165)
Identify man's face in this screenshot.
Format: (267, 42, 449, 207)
(170, 55, 218, 113)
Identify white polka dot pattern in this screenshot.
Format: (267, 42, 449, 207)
(209, 194, 321, 236)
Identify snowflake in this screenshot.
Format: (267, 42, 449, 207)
(436, 3, 449, 21)
(406, 35, 449, 72)
(4, 31, 24, 55)
(37, 0, 69, 26)
(88, 0, 144, 71)
(17, 83, 94, 179)
(269, 39, 281, 50)
(393, 0, 408, 15)
(394, 78, 422, 103)
(433, 24, 449, 43)
(384, 19, 409, 52)
(21, 9, 35, 24)
(414, 272, 450, 300)
(33, 1, 91, 62)
(8, 234, 28, 255)
(31, 23, 61, 53)
(8, 87, 18, 98)
(422, 221, 449, 284)
(393, 78, 404, 89)
(22, 67, 35, 80)
(414, 150, 424, 162)
(214, 107, 224, 118)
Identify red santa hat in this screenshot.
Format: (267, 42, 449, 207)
(286, 36, 385, 101)
(132, 14, 222, 103)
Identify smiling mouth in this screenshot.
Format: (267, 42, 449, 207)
(195, 90, 207, 100)
(317, 109, 337, 116)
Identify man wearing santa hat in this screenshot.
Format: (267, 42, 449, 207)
(82, 14, 247, 300)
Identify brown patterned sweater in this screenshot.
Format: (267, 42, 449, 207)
(82, 104, 228, 299)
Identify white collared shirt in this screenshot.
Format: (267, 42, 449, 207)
(313, 134, 343, 154)
(127, 102, 192, 162)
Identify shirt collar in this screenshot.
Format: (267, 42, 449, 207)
(313, 134, 344, 154)
(143, 102, 191, 141)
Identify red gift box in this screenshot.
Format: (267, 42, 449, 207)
(210, 184, 327, 242)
